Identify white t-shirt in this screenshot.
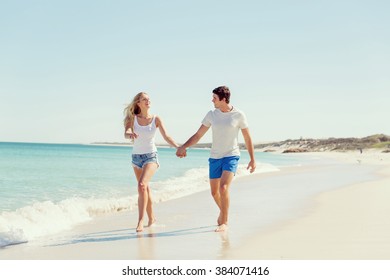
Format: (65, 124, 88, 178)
(201, 108, 248, 159)
(132, 116, 158, 154)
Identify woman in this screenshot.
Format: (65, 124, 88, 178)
(124, 92, 179, 232)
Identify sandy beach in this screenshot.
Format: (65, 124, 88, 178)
(229, 151, 390, 259)
(1, 150, 389, 260)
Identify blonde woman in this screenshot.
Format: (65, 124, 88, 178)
(124, 92, 180, 232)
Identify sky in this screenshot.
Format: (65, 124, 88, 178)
(1, 0, 389, 144)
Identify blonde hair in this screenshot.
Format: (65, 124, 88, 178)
(123, 92, 146, 130)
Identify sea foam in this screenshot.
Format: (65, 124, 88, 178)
(0, 163, 278, 247)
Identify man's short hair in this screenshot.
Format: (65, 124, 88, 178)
(212, 86, 230, 104)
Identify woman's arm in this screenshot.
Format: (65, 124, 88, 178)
(156, 116, 179, 148)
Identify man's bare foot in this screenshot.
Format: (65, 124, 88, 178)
(136, 221, 144, 232)
(215, 224, 228, 232)
(147, 217, 156, 227)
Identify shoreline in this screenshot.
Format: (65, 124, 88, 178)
(1, 151, 389, 259)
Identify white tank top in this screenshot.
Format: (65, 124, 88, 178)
(132, 116, 158, 154)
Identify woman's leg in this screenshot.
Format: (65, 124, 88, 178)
(146, 184, 156, 227)
(134, 163, 158, 232)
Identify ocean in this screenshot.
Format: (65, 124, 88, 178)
(0, 142, 304, 247)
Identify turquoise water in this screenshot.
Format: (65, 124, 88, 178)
(0, 142, 302, 212)
(0, 142, 304, 246)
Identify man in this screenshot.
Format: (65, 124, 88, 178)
(176, 86, 256, 232)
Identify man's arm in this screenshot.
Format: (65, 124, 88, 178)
(176, 125, 209, 157)
(241, 128, 256, 173)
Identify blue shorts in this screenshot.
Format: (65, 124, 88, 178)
(132, 152, 159, 169)
(209, 156, 240, 179)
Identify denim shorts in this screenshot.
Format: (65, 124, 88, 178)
(209, 156, 240, 179)
(132, 152, 159, 169)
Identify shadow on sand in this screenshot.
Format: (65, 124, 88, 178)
(49, 226, 215, 247)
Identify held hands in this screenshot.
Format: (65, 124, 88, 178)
(176, 146, 187, 158)
(247, 160, 256, 173)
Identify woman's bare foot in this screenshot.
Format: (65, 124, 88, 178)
(217, 213, 222, 226)
(215, 224, 228, 232)
(136, 221, 144, 232)
(147, 217, 156, 227)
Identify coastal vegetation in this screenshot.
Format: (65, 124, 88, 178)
(253, 134, 390, 153)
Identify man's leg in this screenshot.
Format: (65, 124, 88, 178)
(215, 170, 235, 232)
(210, 178, 222, 225)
